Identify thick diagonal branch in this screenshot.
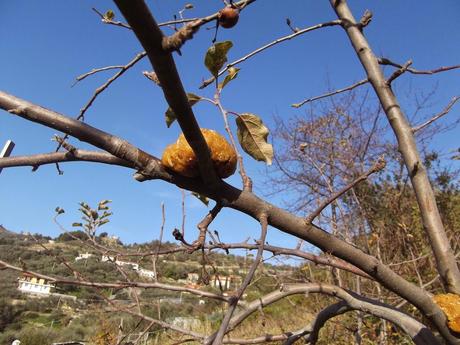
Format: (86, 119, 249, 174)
(224, 284, 438, 345)
(0, 90, 453, 344)
(113, 0, 220, 187)
(330, 0, 460, 298)
(0, 90, 166, 180)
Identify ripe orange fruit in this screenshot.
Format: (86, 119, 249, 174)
(162, 129, 237, 178)
(218, 6, 239, 29)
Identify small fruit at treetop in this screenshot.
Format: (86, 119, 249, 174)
(218, 6, 239, 29)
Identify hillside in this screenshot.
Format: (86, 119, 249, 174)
(0, 229, 299, 345)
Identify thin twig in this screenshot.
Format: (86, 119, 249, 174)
(73, 65, 126, 85)
(114, 0, 221, 188)
(77, 51, 147, 121)
(214, 93, 252, 191)
(93, 7, 201, 30)
(292, 78, 369, 108)
(209, 213, 268, 345)
(200, 20, 342, 89)
(306, 156, 386, 223)
(412, 96, 460, 133)
(386, 59, 413, 85)
(0, 258, 231, 303)
(378, 57, 460, 76)
(0, 150, 133, 170)
(181, 189, 186, 236)
(53, 51, 147, 173)
(193, 203, 223, 249)
(92, 8, 132, 29)
(152, 203, 166, 281)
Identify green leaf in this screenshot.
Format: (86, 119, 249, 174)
(104, 10, 115, 21)
(192, 192, 209, 206)
(55, 207, 65, 215)
(79, 208, 92, 218)
(98, 219, 110, 227)
(98, 200, 111, 211)
(165, 93, 202, 127)
(204, 41, 233, 77)
(218, 67, 240, 90)
(72, 223, 83, 227)
(101, 211, 113, 219)
(236, 113, 273, 165)
(79, 202, 90, 210)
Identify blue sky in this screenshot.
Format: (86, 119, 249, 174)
(1, 1, 459, 251)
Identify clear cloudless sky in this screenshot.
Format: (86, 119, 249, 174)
(1, 1, 459, 253)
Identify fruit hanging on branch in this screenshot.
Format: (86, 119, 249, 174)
(162, 129, 237, 178)
(218, 5, 240, 29)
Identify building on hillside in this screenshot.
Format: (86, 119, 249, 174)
(101, 255, 155, 279)
(17, 273, 54, 295)
(186, 272, 199, 283)
(171, 317, 201, 330)
(209, 275, 242, 290)
(101, 255, 139, 270)
(75, 252, 93, 261)
(138, 268, 155, 279)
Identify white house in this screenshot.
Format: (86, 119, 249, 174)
(75, 252, 93, 261)
(17, 273, 54, 295)
(186, 272, 199, 283)
(209, 274, 242, 290)
(101, 255, 139, 270)
(138, 268, 155, 279)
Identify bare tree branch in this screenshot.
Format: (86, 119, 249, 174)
(292, 78, 369, 108)
(0, 258, 232, 303)
(0, 90, 167, 179)
(306, 156, 385, 223)
(92, 7, 132, 30)
(0, 89, 450, 344)
(94, 0, 254, 34)
(192, 203, 223, 249)
(412, 96, 460, 133)
(69, 230, 370, 279)
(386, 59, 413, 85)
(330, 1, 460, 342)
(0, 150, 133, 170)
(200, 20, 343, 89)
(378, 57, 460, 76)
(114, 0, 220, 188)
(73, 64, 126, 84)
(76, 51, 147, 121)
(209, 213, 269, 345)
(223, 284, 438, 345)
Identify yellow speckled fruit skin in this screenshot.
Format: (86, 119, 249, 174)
(433, 293, 460, 332)
(162, 129, 237, 178)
